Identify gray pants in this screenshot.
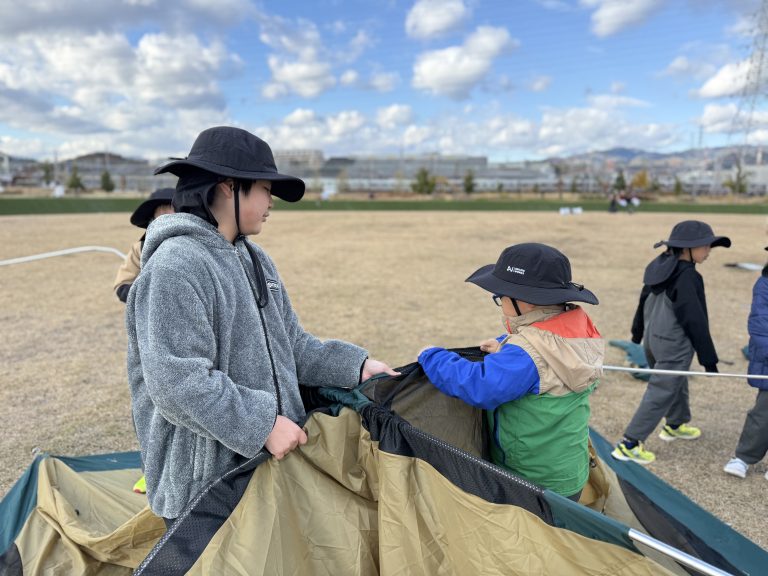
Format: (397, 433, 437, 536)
(735, 389, 768, 464)
(624, 292, 695, 442)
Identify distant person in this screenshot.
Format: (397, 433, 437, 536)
(51, 181, 65, 198)
(627, 190, 640, 214)
(723, 246, 768, 481)
(608, 194, 619, 213)
(126, 126, 399, 526)
(612, 221, 731, 465)
(418, 243, 604, 500)
(112, 188, 175, 303)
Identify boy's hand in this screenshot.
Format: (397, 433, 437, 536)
(362, 358, 401, 381)
(265, 415, 307, 460)
(479, 338, 501, 353)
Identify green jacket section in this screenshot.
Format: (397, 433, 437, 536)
(489, 382, 596, 497)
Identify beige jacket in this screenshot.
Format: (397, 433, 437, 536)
(500, 306, 604, 396)
(113, 239, 142, 291)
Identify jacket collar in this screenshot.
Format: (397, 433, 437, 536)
(502, 305, 565, 334)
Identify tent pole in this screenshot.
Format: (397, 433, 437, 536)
(628, 530, 734, 576)
(604, 365, 768, 381)
(0, 246, 126, 266)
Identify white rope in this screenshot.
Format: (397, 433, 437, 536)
(604, 365, 768, 381)
(628, 530, 734, 576)
(0, 246, 126, 266)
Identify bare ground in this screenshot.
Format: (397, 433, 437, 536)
(0, 210, 766, 549)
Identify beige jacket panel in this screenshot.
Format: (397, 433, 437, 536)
(113, 239, 142, 291)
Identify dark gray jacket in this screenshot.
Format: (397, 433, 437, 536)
(126, 213, 367, 518)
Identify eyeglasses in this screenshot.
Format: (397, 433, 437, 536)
(492, 294, 504, 306)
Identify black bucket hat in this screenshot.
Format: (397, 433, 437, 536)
(653, 220, 731, 249)
(466, 243, 598, 305)
(154, 126, 305, 202)
(130, 187, 175, 228)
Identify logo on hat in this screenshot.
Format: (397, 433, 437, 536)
(506, 266, 525, 275)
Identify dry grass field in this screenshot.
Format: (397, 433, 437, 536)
(1, 209, 766, 550)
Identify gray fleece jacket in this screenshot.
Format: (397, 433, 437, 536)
(126, 213, 368, 518)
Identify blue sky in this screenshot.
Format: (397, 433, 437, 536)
(0, 0, 763, 162)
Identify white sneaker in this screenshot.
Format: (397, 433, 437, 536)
(765, 469, 768, 481)
(723, 457, 748, 479)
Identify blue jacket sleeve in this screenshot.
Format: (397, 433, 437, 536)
(418, 345, 540, 410)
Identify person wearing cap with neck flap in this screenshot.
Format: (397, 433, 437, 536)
(125, 126, 398, 525)
(723, 245, 768, 481)
(113, 187, 175, 303)
(418, 243, 604, 501)
(613, 220, 731, 466)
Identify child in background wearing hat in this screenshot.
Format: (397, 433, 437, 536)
(723, 246, 768, 481)
(613, 220, 731, 465)
(127, 126, 398, 526)
(418, 243, 604, 501)
(113, 188, 175, 303)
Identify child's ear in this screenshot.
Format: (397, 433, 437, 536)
(218, 179, 235, 198)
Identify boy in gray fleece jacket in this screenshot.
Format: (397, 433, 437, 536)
(126, 126, 398, 522)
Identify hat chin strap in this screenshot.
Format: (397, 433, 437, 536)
(232, 180, 270, 309)
(233, 180, 242, 237)
(510, 298, 522, 316)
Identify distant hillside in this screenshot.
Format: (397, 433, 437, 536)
(559, 145, 760, 165)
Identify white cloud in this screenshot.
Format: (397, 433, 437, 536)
(405, 0, 468, 40)
(537, 104, 677, 156)
(0, 135, 47, 158)
(135, 33, 241, 108)
(264, 55, 336, 98)
(659, 43, 732, 81)
(580, 0, 663, 37)
(340, 70, 359, 86)
(696, 59, 750, 98)
(257, 13, 374, 99)
(0, 0, 254, 36)
(403, 125, 433, 147)
(412, 26, 516, 99)
(536, 0, 572, 10)
(699, 103, 738, 134)
(529, 76, 552, 92)
(284, 108, 317, 125)
(588, 94, 649, 108)
(370, 72, 399, 92)
(376, 104, 413, 129)
(661, 55, 717, 80)
(327, 110, 366, 137)
(699, 102, 768, 138)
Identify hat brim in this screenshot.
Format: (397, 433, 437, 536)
(154, 158, 304, 202)
(466, 264, 599, 306)
(130, 198, 172, 228)
(662, 235, 731, 249)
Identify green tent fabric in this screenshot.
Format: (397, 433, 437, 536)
(2, 350, 766, 575)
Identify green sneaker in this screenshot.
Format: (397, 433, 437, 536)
(659, 423, 701, 442)
(133, 475, 147, 494)
(611, 441, 655, 465)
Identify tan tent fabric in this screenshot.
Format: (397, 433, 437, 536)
(188, 409, 674, 576)
(13, 457, 164, 574)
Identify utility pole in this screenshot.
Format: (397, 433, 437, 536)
(728, 0, 768, 193)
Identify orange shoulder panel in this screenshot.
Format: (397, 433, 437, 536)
(531, 307, 602, 339)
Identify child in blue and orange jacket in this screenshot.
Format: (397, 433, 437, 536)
(418, 243, 604, 500)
